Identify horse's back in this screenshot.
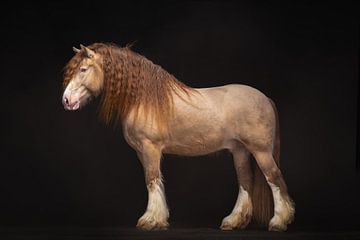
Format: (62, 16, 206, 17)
(198, 84, 268, 101)
(197, 84, 272, 116)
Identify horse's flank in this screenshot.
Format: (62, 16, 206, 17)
(64, 43, 196, 133)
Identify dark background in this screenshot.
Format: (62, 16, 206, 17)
(1, 1, 359, 231)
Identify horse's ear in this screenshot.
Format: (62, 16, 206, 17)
(73, 47, 81, 53)
(80, 44, 95, 58)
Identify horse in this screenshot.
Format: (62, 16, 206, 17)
(62, 43, 295, 231)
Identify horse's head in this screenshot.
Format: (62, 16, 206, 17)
(62, 44, 104, 110)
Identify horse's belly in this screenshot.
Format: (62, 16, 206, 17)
(162, 127, 228, 156)
(163, 140, 224, 156)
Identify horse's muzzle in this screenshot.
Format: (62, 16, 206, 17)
(62, 96, 80, 110)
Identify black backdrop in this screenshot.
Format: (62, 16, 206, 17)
(1, 1, 359, 230)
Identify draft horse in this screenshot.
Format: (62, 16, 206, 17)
(62, 43, 295, 231)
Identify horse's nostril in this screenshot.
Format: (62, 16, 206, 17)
(64, 97, 69, 105)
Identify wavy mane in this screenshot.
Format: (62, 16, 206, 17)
(64, 43, 194, 131)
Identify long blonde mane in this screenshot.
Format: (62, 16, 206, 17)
(64, 43, 194, 130)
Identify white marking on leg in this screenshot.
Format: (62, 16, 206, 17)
(146, 179, 169, 220)
(267, 182, 295, 231)
(268, 182, 283, 216)
(138, 179, 169, 229)
(221, 186, 252, 230)
(232, 186, 251, 215)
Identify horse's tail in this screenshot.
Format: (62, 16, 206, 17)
(252, 98, 280, 226)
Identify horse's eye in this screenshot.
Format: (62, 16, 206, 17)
(80, 67, 87, 73)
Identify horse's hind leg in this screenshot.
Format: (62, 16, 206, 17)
(252, 151, 295, 231)
(136, 141, 169, 230)
(221, 146, 253, 230)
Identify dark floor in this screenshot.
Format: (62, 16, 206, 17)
(1, 227, 359, 240)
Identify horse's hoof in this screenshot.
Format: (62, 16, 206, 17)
(268, 215, 288, 232)
(220, 222, 234, 231)
(220, 212, 251, 231)
(269, 221, 287, 232)
(136, 218, 169, 231)
(268, 222, 287, 232)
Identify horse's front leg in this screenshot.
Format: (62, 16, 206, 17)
(136, 140, 169, 230)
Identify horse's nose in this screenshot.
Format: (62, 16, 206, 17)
(63, 96, 70, 107)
